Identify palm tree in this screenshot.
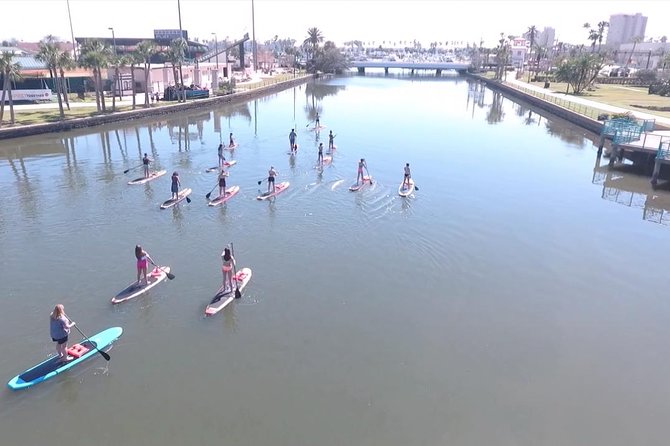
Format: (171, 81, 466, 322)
(80, 39, 111, 112)
(627, 36, 643, 67)
(36, 36, 65, 119)
(109, 53, 127, 111)
(135, 40, 156, 107)
(526, 25, 537, 82)
(165, 44, 181, 101)
(0, 51, 22, 126)
(303, 27, 324, 61)
(596, 21, 609, 52)
(58, 51, 74, 111)
(128, 52, 141, 109)
(170, 38, 187, 102)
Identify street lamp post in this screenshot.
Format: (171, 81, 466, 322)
(251, 0, 257, 72)
(108, 27, 122, 99)
(211, 33, 219, 69)
(66, 0, 77, 61)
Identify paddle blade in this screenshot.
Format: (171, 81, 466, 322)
(257, 180, 262, 185)
(414, 185, 419, 191)
(186, 196, 191, 204)
(166, 272, 176, 280)
(235, 287, 242, 299)
(123, 169, 130, 174)
(205, 192, 212, 199)
(99, 350, 111, 361)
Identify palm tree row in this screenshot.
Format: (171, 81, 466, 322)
(0, 51, 22, 126)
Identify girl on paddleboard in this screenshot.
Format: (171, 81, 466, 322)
(328, 131, 335, 151)
(356, 158, 368, 185)
(218, 168, 229, 198)
(142, 153, 151, 178)
(50, 304, 76, 362)
(317, 143, 324, 165)
(217, 144, 226, 168)
(171, 171, 181, 200)
(229, 133, 235, 147)
(315, 112, 320, 127)
(135, 245, 155, 286)
(267, 166, 277, 193)
(403, 163, 411, 189)
(289, 129, 297, 151)
(221, 247, 236, 292)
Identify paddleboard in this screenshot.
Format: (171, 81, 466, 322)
(398, 178, 415, 197)
(160, 188, 192, 209)
(224, 143, 238, 151)
(7, 327, 123, 390)
(349, 176, 372, 192)
(315, 156, 332, 169)
(310, 125, 326, 132)
(208, 186, 240, 206)
(256, 181, 290, 200)
(326, 145, 337, 154)
(205, 160, 237, 172)
(204, 267, 253, 316)
(111, 267, 171, 304)
(128, 170, 166, 185)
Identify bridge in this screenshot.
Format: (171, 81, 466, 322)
(350, 60, 470, 75)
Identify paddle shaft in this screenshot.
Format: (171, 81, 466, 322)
(148, 258, 175, 280)
(231, 242, 241, 298)
(123, 164, 143, 174)
(64, 316, 111, 361)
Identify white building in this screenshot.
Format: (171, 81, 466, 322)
(615, 42, 670, 69)
(606, 13, 647, 48)
(510, 37, 529, 69)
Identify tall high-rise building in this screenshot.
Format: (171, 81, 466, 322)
(606, 13, 647, 47)
(537, 27, 555, 48)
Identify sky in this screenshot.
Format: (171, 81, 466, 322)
(1, 0, 668, 48)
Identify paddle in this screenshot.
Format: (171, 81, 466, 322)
(205, 182, 218, 200)
(123, 164, 142, 174)
(148, 258, 175, 280)
(231, 242, 242, 299)
(257, 178, 265, 185)
(64, 315, 111, 361)
(366, 166, 373, 185)
(305, 121, 314, 128)
(185, 196, 192, 203)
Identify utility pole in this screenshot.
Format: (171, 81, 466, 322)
(66, 0, 77, 61)
(251, 0, 257, 72)
(108, 27, 122, 99)
(177, 0, 186, 101)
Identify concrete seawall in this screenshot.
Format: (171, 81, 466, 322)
(466, 74, 605, 134)
(0, 75, 314, 141)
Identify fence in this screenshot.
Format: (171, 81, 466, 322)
(234, 72, 307, 92)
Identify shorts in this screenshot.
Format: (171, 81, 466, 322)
(137, 259, 148, 270)
(219, 178, 226, 187)
(404, 173, 410, 178)
(171, 184, 179, 193)
(268, 176, 275, 184)
(52, 336, 68, 345)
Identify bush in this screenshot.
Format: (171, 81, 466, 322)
(649, 81, 670, 96)
(635, 69, 657, 83)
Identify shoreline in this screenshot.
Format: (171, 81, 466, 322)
(0, 74, 314, 141)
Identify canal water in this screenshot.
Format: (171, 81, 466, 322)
(1, 74, 670, 446)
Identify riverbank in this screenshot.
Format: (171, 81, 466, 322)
(468, 72, 670, 132)
(0, 74, 314, 140)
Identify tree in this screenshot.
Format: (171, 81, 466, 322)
(135, 40, 156, 107)
(109, 53, 126, 111)
(80, 39, 111, 112)
(36, 36, 65, 119)
(303, 27, 324, 62)
(309, 42, 349, 74)
(494, 33, 510, 80)
(128, 52, 141, 110)
(0, 51, 21, 126)
(627, 36, 643, 67)
(169, 38, 187, 102)
(526, 25, 537, 82)
(555, 53, 604, 94)
(58, 51, 74, 111)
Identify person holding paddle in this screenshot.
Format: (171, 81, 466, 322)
(142, 153, 152, 178)
(403, 163, 412, 189)
(317, 143, 324, 166)
(221, 247, 236, 292)
(315, 112, 320, 127)
(267, 166, 278, 193)
(218, 168, 229, 198)
(170, 171, 181, 201)
(328, 131, 335, 151)
(217, 144, 226, 169)
(135, 244, 155, 286)
(229, 133, 235, 148)
(50, 304, 75, 362)
(356, 158, 368, 185)
(289, 129, 297, 151)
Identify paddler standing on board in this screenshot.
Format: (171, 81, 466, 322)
(217, 144, 226, 169)
(135, 244, 155, 286)
(328, 131, 335, 152)
(221, 247, 236, 292)
(356, 158, 368, 185)
(229, 133, 235, 148)
(50, 304, 76, 362)
(315, 112, 320, 127)
(142, 153, 152, 178)
(317, 142, 324, 166)
(403, 163, 411, 189)
(218, 168, 229, 198)
(289, 128, 297, 152)
(171, 171, 181, 201)
(267, 166, 278, 193)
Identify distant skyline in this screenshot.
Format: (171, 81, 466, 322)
(1, 0, 667, 48)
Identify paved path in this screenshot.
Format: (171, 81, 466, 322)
(12, 93, 147, 111)
(505, 76, 670, 128)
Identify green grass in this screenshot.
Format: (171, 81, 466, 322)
(11, 105, 135, 125)
(525, 80, 670, 119)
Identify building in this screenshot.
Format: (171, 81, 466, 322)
(614, 41, 670, 69)
(606, 13, 647, 48)
(536, 27, 555, 48)
(510, 37, 529, 69)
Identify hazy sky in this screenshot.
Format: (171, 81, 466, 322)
(2, 0, 667, 47)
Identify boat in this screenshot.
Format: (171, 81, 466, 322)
(7, 327, 123, 390)
(315, 156, 332, 169)
(349, 176, 372, 191)
(208, 186, 240, 206)
(111, 267, 171, 304)
(398, 178, 415, 197)
(128, 170, 167, 185)
(256, 181, 290, 200)
(205, 160, 237, 172)
(204, 267, 253, 316)
(160, 188, 192, 209)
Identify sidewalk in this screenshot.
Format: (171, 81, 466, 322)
(12, 93, 146, 111)
(505, 76, 670, 128)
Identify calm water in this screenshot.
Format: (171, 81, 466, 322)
(2, 74, 670, 446)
